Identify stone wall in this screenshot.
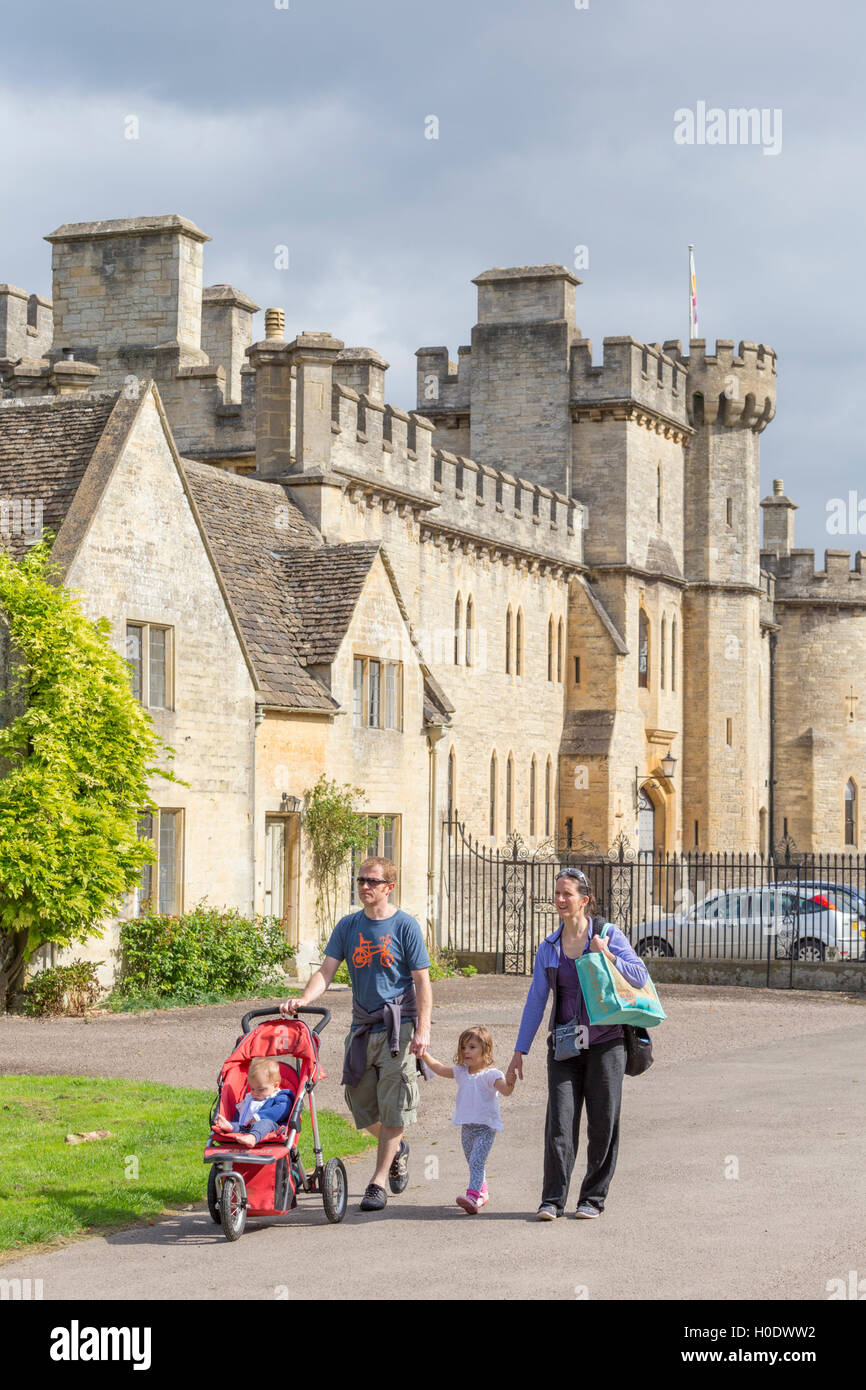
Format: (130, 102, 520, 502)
(58, 389, 257, 985)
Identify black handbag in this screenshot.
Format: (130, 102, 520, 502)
(623, 1025, 654, 1076)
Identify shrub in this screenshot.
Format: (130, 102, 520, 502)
(20, 959, 103, 1017)
(116, 903, 292, 1001)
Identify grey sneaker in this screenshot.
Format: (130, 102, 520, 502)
(388, 1139, 410, 1194)
(536, 1204, 560, 1221)
(359, 1182, 388, 1211)
(575, 1202, 601, 1218)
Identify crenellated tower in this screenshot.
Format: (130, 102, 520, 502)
(666, 338, 777, 849)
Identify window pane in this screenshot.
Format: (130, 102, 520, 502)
(126, 624, 143, 703)
(368, 661, 381, 727)
(385, 663, 396, 729)
(381, 815, 394, 864)
(353, 658, 364, 726)
(136, 812, 153, 915)
(149, 627, 167, 708)
(264, 818, 286, 919)
(158, 811, 180, 914)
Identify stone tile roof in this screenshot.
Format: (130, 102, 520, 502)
(0, 394, 117, 557)
(180, 460, 339, 712)
(560, 709, 616, 757)
(277, 543, 381, 665)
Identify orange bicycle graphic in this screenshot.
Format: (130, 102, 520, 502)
(352, 933, 395, 968)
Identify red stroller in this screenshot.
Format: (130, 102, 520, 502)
(203, 1006, 347, 1240)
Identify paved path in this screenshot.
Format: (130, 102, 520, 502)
(2, 979, 865, 1300)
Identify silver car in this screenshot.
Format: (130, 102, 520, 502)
(633, 885, 865, 962)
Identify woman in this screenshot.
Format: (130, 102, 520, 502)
(506, 866, 648, 1220)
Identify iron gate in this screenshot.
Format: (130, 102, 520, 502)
(441, 819, 866, 984)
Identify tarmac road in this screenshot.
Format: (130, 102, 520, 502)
(2, 978, 865, 1301)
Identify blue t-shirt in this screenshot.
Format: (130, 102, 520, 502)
(325, 909, 430, 1030)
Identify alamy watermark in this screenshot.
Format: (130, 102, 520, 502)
(0, 498, 43, 543)
(674, 102, 782, 157)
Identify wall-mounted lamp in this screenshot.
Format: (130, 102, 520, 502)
(634, 755, 677, 815)
(280, 793, 302, 814)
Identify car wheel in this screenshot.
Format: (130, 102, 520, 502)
(322, 1157, 348, 1224)
(793, 938, 826, 962)
(637, 938, 672, 959)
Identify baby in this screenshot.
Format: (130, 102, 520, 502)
(211, 1057, 293, 1148)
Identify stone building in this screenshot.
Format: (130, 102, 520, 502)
(0, 212, 863, 980)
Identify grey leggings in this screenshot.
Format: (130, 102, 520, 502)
(461, 1123, 497, 1192)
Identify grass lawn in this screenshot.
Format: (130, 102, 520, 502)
(0, 1074, 375, 1257)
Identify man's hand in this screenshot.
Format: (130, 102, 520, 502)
(279, 998, 301, 1017)
(409, 1028, 430, 1056)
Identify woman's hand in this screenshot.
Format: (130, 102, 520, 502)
(589, 937, 614, 961)
(506, 1050, 524, 1084)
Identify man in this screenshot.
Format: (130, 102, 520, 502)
(281, 856, 432, 1211)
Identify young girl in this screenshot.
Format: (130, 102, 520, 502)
(423, 1025, 514, 1214)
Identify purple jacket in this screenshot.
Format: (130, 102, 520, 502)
(515, 918, 649, 1053)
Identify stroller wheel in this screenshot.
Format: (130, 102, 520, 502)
(206, 1167, 221, 1224)
(219, 1175, 246, 1241)
(322, 1157, 348, 1224)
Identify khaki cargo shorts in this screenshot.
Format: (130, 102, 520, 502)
(343, 1018, 420, 1130)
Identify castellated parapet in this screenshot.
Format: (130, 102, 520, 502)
(570, 337, 689, 428)
(328, 378, 582, 567)
(764, 547, 866, 603)
(663, 339, 776, 430)
(0, 285, 53, 365)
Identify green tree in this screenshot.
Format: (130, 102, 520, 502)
(303, 775, 380, 944)
(0, 542, 176, 1008)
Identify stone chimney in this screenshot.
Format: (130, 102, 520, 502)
(246, 308, 293, 479)
(290, 331, 344, 471)
(760, 478, 797, 556)
(201, 285, 259, 403)
(44, 214, 210, 389)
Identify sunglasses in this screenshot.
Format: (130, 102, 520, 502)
(357, 876, 389, 887)
(556, 868, 590, 886)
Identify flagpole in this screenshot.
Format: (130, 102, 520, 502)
(688, 243, 693, 344)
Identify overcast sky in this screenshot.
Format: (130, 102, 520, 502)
(2, 0, 864, 558)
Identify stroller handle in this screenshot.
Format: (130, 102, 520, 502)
(241, 1005, 331, 1036)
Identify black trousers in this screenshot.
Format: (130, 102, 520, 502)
(541, 1034, 627, 1213)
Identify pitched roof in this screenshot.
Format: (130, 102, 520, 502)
(277, 543, 381, 665)
(0, 387, 451, 721)
(0, 394, 117, 556)
(179, 459, 338, 712)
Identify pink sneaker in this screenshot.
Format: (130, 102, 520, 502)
(456, 1190, 480, 1214)
(475, 1190, 490, 1209)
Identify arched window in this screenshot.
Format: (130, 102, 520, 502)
(638, 608, 649, 688)
(547, 616, 554, 682)
(506, 754, 514, 834)
(845, 779, 857, 846)
(660, 616, 666, 691)
(557, 619, 563, 684)
(545, 758, 552, 836)
(447, 747, 456, 827)
(671, 618, 677, 692)
(529, 757, 537, 837)
(516, 609, 523, 677)
(454, 594, 462, 665)
(489, 753, 497, 837)
(505, 607, 512, 674)
(465, 597, 474, 667)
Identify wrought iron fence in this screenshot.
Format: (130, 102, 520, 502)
(441, 819, 866, 983)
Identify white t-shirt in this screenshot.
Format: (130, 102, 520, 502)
(451, 1065, 505, 1131)
(236, 1095, 269, 1127)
